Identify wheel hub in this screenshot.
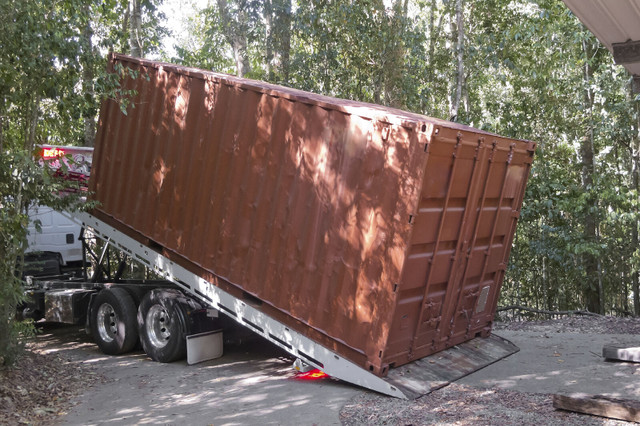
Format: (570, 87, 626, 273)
(146, 304, 172, 348)
(96, 302, 118, 343)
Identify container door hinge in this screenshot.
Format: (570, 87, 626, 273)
(382, 126, 390, 141)
(489, 140, 498, 163)
(506, 143, 515, 164)
(474, 137, 485, 159)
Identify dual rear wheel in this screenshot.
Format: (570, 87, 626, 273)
(137, 289, 187, 363)
(90, 288, 186, 362)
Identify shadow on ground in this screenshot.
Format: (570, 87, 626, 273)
(35, 324, 358, 425)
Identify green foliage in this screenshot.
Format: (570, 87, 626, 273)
(169, 5, 236, 73)
(93, 0, 168, 56)
(0, 150, 86, 365)
(0, 0, 139, 364)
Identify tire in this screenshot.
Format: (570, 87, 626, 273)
(90, 287, 139, 355)
(137, 289, 187, 363)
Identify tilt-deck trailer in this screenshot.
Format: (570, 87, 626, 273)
(24, 54, 535, 399)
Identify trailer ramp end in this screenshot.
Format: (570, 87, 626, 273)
(384, 334, 519, 399)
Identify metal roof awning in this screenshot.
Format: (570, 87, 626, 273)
(563, 0, 640, 93)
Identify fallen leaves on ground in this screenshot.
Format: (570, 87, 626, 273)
(0, 345, 104, 425)
(495, 315, 640, 335)
(340, 383, 630, 426)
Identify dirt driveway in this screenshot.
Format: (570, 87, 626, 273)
(27, 317, 640, 425)
(34, 325, 358, 425)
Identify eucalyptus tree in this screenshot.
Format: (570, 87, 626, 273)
(174, 0, 263, 77)
(265, 0, 292, 84)
(93, 0, 168, 57)
(450, 0, 464, 121)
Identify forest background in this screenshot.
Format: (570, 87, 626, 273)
(2, 0, 640, 363)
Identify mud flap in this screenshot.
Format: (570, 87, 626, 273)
(385, 334, 519, 400)
(187, 329, 224, 365)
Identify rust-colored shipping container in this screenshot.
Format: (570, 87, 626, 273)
(90, 54, 534, 377)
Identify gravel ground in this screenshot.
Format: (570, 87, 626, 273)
(494, 314, 640, 335)
(3, 316, 639, 425)
(339, 315, 640, 426)
(340, 383, 628, 425)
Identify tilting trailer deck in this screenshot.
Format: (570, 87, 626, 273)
(24, 54, 534, 399)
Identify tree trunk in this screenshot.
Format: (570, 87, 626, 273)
(24, 95, 40, 152)
(580, 39, 602, 314)
(622, 270, 629, 314)
(632, 99, 640, 316)
(217, 0, 251, 77)
(428, 0, 436, 61)
(122, 4, 130, 43)
(0, 97, 4, 152)
(265, 0, 273, 80)
(580, 137, 601, 313)
(384, 0, 408, 108)
(265, 0, 291, 84)
(81, 3, 96, 147)
(129, 0, 143, 58)
(278, 0, 291, 84)
(371, 0, 407, 108)
(450, 0, 464, 121)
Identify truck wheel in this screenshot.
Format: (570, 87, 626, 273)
(137, 289, 187, 363)
(90, 287, 139, 355)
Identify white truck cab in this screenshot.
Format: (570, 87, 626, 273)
(26, 145, 93, 269)
(27, 205, 83, 265)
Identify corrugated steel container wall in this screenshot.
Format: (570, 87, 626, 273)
(91, 54, 535, 376)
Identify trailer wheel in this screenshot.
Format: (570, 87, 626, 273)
(90, 287, 139, 355)
(137, 289, 187, 363)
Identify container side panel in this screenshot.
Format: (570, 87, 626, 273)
(217, 88, 262, 284)
(190, 81, 229, 269)
(162, 74, 192, 247)
(171, 78, 207, 253)
(251, 96, 294, 301)
(122, 65, 157, 230)
(89, 93, 114, 197)
(152, 71, 182, 244)
(100, 64, 141, 215)
(91, 56, 428, 374)
(202, 83, 239, 278)
(241, 91, 278, 294)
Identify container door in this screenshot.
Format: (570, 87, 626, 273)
(386, 127, 534, 365)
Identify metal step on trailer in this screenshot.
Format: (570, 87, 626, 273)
(63, 210, 518, 399)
